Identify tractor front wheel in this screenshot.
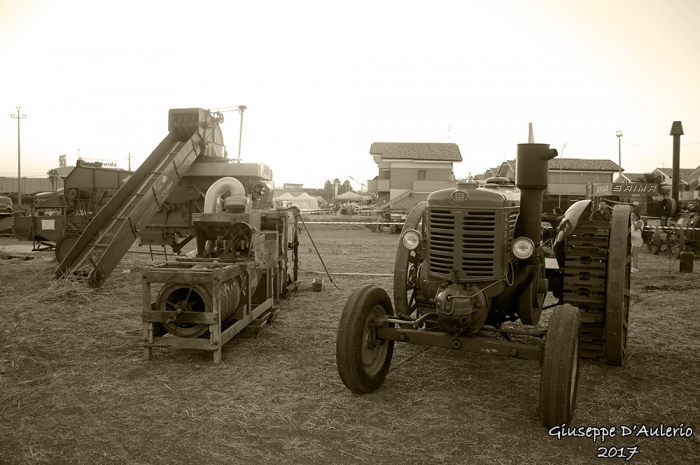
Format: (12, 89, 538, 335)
(540, 304, 581, 428)
(336, 285, 395, 393)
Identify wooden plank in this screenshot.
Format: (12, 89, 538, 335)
(219, 299, 274, 346)
(147, 336, 217, 351)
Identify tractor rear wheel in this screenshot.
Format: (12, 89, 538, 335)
(605, 206, 631, 366)
(336, 285, 394, 393)
(393, 201, 427, 317)
(540, 304, 581, 428)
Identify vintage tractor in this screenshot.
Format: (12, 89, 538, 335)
(336, 142, 631, 428)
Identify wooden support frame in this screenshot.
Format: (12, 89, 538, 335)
(142, 260, 275, 364)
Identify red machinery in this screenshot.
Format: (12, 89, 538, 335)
(12, 161, 133, 258)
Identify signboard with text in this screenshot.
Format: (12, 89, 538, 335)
(78, 158, 119, 168)
(592, 183, 658, 197)
(283, 183, 303, 191)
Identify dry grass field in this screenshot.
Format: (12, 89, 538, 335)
(1, 223, 699, 465)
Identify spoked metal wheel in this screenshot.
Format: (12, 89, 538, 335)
(393, 201, 427, 317)
(647, 230, 662, 255)
(605, 205, 631, 366)
(336, 285, 394, 393)
(667, 225, 685, 259)
(540, 304, 582, 428)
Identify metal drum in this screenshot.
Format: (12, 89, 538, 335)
(156, 275, 252, 338)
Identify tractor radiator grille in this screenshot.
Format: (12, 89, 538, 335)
(428, 208, 499, 280)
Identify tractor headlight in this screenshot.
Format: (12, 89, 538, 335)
(512, 237, 535, 260)
(401, 229, 422, 251)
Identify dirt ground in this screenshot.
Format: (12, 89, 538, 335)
(1, 224, 699, 465)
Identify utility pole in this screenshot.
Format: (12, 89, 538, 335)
(237, 105, 246, 163)
(10, 107, 27, 207)
(128, 152, 132, 171)
(616, 131, 623, 180)
(558, 143, 568, 209)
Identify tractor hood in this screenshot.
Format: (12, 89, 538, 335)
(428, 183, 520, 209)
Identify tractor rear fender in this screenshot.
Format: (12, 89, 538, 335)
(553, 200, 593, 268)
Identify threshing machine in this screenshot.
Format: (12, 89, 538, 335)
(336, 141, 631, 427)
(141, 196, 294, 363)
(12, 161, 133, 259)
(42, 107, 301, 362)
(53, 108, 299, 301)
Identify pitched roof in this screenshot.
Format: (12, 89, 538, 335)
(369, 142, 462, 162)
(547, 158, 621, 171)
(689, 166, 700, 183)
(656, 168, 696, 183)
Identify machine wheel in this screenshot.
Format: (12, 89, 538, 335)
(647, 230, 662, 255)
(393, 201, 427, 317)
(336, 285, 394, 393)
(605, 206, 631, 366)
(55, 233, 80, 263)
(540, 304, 581, 428)
(667, 226, 685, 259)
(157, 283, 212, 338)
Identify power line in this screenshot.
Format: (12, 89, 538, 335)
(622, 139, 700, 148)
(10, 107, 27, 206)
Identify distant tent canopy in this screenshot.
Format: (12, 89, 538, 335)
(274, 192, 319, 210)
(335, 191, 361, 201)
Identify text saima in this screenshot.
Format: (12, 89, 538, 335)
(612, 183, 658, 193)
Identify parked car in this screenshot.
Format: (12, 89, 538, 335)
(0, 196, 13, 214)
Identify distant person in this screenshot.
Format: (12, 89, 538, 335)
(591, 201, 611, 221)
(553, 207, 563, 215)
(630, 211, 644, 272)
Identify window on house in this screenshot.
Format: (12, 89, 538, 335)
(381, 169, 390, 180)
(417, 170, 426, 180)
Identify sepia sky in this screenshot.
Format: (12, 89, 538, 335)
(1, 0, 700, 188)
